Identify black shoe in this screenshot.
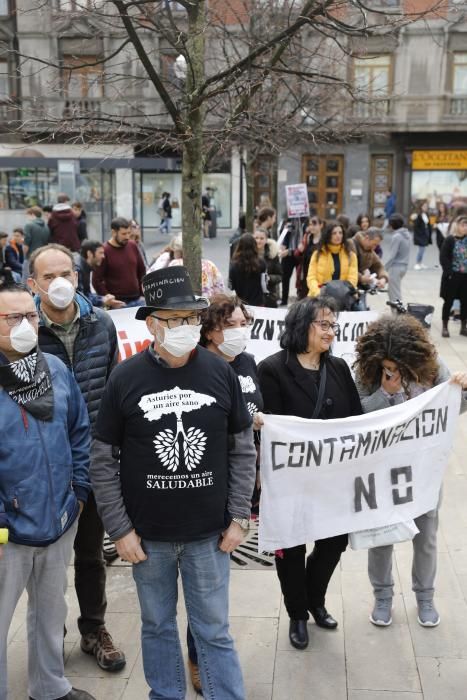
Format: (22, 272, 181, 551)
(288, 619, 309, 649)
(309, 605, 338, 629)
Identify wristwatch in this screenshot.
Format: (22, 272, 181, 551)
(232, 517, 250, 531)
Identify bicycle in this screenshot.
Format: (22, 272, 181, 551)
(386, 299, 434, 328)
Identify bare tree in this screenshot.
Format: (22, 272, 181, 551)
(11, 0, 440, 289)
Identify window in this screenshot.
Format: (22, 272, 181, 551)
(62, 55, 103, 98)
(354, 55, 391, 117)
(0, 0, 9, 16)
(453, 52, 467, 94)
(0, 60, 9, 99)
(57, 0, 91, 9)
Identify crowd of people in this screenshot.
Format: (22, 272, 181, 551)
(0, 192, 467, 700)
(228, 205, 467, 336)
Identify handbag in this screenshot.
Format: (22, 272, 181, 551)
(349, 520, 419, 550)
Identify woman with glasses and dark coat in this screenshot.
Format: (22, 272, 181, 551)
(257, 297, 362, 650)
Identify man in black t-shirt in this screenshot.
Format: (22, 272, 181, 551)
(91, 267, 256, 700)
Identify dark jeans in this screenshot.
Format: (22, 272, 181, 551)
(281, 256, 297, 306)
(74, 491, 107, 636)
(442, 272, 467, 322)
(275, 535, 348, 620)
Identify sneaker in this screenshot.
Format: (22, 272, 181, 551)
(417, 600, 440, 627)
(413, 264, 422, 271)
(188, 658, 202, 694)
(370, 598, 392, 626)
(420, 263, 428, 269)
(81, 628, 126, 672)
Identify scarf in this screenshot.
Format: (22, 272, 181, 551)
(0, 348, 54, 421)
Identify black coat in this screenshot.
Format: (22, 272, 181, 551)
(413, 214, 432, 247)
(229, 258, 266, 306)
(439, 235, 465, 299)
(257, 350, 362, 420)
(37, 294, 118, 428)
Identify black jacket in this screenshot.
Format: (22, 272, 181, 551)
(229, 258, 266, 306)
(37, 293, 118, 427)
(413, 214, 432, 247)
(439, 235, 465, 299)
(258, 350, 362, 420)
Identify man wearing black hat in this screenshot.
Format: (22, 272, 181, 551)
(91, 267, 256, 700)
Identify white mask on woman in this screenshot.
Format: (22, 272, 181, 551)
(217, 327, 250, 358)
(8, 319, 38, 354)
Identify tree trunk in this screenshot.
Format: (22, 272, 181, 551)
(181, 2, 206, 295)
(245, 152, 256, 234)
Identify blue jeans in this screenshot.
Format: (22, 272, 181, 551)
(132, 535, 245, 700)
(416, 246, 426, 264)
(160, 217, 172, 235)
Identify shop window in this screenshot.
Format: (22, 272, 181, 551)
(353, 55, 391, 118)
(0, 59, 9, 99)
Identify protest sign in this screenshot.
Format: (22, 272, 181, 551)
(109, 305, 377, 366)
(285, 184, 310, 219)
(258, 382, 461, 551)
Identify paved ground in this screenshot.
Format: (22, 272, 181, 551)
(7, 231, 467, 699)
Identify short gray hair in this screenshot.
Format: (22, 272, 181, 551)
(365, 227, 384, 241)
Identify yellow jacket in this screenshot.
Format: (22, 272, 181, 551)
(307, 244, 358, 297)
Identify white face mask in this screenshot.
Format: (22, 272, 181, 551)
(158, 323, 201, 358)
(217, 327, 250, 358)
(9, 319, 38, 354)
(44, 277, 75, 309)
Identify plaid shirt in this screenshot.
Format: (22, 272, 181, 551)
(41, 302, 81, 364)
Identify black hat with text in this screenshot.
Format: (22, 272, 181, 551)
(135, 266, 209, 320)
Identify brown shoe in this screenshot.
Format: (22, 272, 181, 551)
(188, 658, 203, 694)
(81, 628, 126, 672)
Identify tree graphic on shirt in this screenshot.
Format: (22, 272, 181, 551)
(139, 387, 215, 472)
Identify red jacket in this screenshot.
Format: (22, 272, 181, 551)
(49, 205, 80, 252)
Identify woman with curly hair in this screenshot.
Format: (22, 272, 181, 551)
(229, 233, 266, 306)
(354, 314, 467, 628)
(306, 221, 358, 298)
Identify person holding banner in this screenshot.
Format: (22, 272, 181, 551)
(306, 221, 358, 299)
(258, 297, 362, 650)
(354, 314, 467, 628)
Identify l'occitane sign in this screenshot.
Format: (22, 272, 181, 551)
(412, 150, 467, 170)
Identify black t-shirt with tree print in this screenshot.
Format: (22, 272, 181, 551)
(230, 352, 263, 416)
(94, 346, 251, 542)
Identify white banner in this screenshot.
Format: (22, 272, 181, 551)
(258, 382, 461, 551)
(109, 306, 378, 365)
(285, 183, 310, 218)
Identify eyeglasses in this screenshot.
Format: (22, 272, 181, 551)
(151, 314, 201, 329)
(312, 320, 340, 333)
(0, 312, 39, 327)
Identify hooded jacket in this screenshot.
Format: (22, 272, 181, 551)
(36, 293, 118, 427)
(384, 227, 411, 269)
(48, 204, 80, 252)
(0, 352, 91, 546)
(24, 217, 50, 255)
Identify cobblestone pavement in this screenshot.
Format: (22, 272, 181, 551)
(7, 232, 467, 699)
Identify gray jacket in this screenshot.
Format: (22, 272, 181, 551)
(384, 227, 411, 270)
(356, 359, 467, 414)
